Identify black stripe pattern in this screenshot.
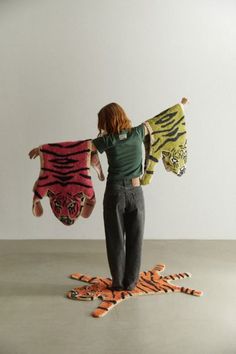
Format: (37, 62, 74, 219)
(67, 263, 203, 318)
(141, 103, 187, 184)
(34, 140, 94, 197)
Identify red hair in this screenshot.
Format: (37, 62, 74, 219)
(97, 102, 132, 135)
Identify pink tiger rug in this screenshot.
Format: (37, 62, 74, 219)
(32, 139, 104, 225)
(66, 263, 203, 318)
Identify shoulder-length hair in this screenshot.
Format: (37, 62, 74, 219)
(97, 102, 132, 135)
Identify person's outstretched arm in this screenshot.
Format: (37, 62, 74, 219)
(29, 141, 99, 159)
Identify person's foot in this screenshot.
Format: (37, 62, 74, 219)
(107, 285, 123, 291)
(123, 282, 137, 291)
(123, 286, 136, 291)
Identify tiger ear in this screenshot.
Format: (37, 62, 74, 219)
(74, 192, 84, 199)
(162, 151, 171, 157)
(47, 190, 55, 198)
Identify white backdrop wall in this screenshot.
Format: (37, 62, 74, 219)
(0, 0, 235, 239)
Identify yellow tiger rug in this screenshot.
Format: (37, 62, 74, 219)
(66, 263, 203, 318)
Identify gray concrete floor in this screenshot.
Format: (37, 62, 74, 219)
(0, 240, 235, 354)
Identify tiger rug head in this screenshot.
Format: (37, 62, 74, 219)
(66, 263, 203, 318)
(162, 141, 187, 177)
(47, 190, 85, 226)
(140, 103, 187, 185)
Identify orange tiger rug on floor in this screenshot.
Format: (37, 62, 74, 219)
(66, 263, 203, 318)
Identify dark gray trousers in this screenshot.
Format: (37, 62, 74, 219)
(103, 178, 145, 289)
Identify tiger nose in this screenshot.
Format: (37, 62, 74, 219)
(177, 167, 186, 176)
(60, 216, 74, 225)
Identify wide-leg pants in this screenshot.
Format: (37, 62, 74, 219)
(103, 178, 145, 289)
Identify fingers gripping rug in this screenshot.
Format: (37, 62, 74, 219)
(66, 264, 203, 318)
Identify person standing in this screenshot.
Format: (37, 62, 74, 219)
(92, 102, 147, 291)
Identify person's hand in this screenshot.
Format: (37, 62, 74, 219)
(181, 97, 189, 105)
(28, 147, 40, 159)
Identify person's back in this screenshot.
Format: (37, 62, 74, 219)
(92, 123, 145, 182)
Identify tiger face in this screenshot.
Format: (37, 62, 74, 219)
(162, 141, 187, 177)
(47, 190, 84, 225)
